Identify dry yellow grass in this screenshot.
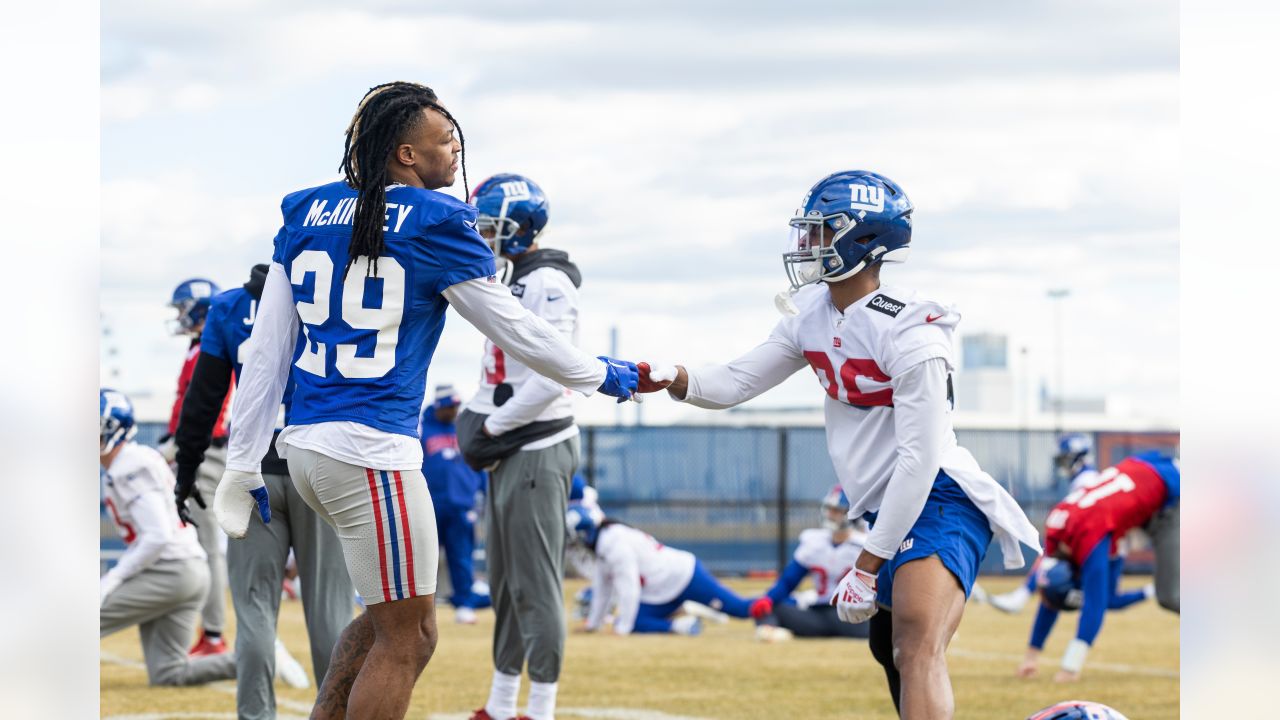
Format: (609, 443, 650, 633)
(101, 576, 1178, 719)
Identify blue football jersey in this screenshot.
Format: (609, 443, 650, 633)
(200, 285, 295, 416)
(273, 181, 496, 437)
(200, 287, 256, 378)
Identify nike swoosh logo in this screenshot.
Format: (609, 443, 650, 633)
(547, 295, 563, 302)
(926, 313, 943, 323)
(464, 219, 477, 229)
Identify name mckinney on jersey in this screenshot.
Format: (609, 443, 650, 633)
(302, 198, 415, 232)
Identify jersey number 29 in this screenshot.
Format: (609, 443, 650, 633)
(290, 251, 404, 380)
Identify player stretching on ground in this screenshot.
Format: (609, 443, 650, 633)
(1016, 451, 1179, 681)
(566, 503, 761, 637)
(750, 487, 871, 640)
(217, 81, 640, 720)
(100, 389, 236, 687)
(173, 263, 346, 716)
(638, 170, 1041, 719)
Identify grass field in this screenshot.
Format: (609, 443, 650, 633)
(101, 576, 1178, 719)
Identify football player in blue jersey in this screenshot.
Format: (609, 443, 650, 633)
(419, 384, 490, 625)
(173, 263, 351, 716)
(218, 81, 641, 720)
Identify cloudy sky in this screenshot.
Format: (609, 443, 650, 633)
(101, 0, 1178, 427)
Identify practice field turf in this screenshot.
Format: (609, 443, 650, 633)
(100, 576, 1179, 719)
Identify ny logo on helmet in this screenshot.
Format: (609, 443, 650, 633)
(499, 181, 531, 199)
(849, 184, 885, 214)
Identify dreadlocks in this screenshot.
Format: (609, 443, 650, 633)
(340, 81, 469, 277)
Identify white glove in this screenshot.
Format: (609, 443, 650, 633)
(831, 568, 879, 624)
(100, 574, 122, 607)
(214, 469, 271, 539)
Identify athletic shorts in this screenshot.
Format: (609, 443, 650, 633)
(874, 471, 992, 610)
(286, 446, 438, 605)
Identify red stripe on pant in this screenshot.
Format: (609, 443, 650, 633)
(392, 471, 417, 597)
(366, 468, 393, 603)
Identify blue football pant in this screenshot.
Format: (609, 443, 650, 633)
(632, 560, 754, 633)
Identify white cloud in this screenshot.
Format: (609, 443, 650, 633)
(101, 2, 1179, 426)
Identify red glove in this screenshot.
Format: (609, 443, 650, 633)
(636, 362, 677, 393)
(749, 596, 774, 620)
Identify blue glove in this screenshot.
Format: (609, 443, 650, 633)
(596, 356, 639, 403)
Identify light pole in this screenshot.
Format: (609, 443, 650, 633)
(1046, 288, 1070, 436)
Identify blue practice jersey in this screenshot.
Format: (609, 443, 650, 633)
(200, 285, 295, 415)
(420, 413, 486, 510)
(273, 181, 496, 437)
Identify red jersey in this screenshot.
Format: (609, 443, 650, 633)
(1043, 456, 1168, 567)
(168, 340, 232, 438)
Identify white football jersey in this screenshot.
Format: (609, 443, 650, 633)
(467, 266, 580, 425)
(685, 283, 1039, 568)
(102, 443, 204, 561)
(793, 527, 865, 605)
(595, 523, 696, 604)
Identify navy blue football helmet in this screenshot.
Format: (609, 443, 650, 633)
(783, 170, 913, 291)
(1037, 558, 1084, 612)
(565, 501, 603, 546)
(469, 173, 549, 257)
(1054, 433, 1095, 483)
(1026, 701, 1130, 720)
(100, 388, 137, 454)
(168, 278, 220, 335)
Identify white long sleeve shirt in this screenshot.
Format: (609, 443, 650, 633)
(101, 443, 205, 597)
(227, 264, 607, 472)
(467, 265, 582, 448)
(587, 524, 697, 636)
(679, 284, 1040, 568)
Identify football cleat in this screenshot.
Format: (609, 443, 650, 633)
(189, 630, 229, 657)
(755, 624, 794, 643)
(1025, 700, 1130, 720)
(274, 639, 310, 689)
(455, 606, 478, 625)
(671, 616, 703, 636)
(990, 585, 1033, 614)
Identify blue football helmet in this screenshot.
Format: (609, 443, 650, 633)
(1037, 558, 1083, 612)
(821, 485, 853, 532)
(469, 173, 549, 257)
(1054, 433, 1095, 483)
(1026, 701, 1130, 720)
(100, 388, 137, 454)
(168, 278, 220, 335)
(783, 170, 913, 291)
(565, 501, 604, 546)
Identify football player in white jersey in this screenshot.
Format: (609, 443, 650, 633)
(566, 503, 761, 637)
(750, 487, 871, 640)
(100, 389, 239, 686)
(637, 170, 1041, 719)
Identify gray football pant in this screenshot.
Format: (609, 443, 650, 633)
(488, 436, 578, 683)
(1147, 503, 1179, 613)
(189, 445, 228, 634)
(227, 471, 354, 720)
(100, 557, 237, 686)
